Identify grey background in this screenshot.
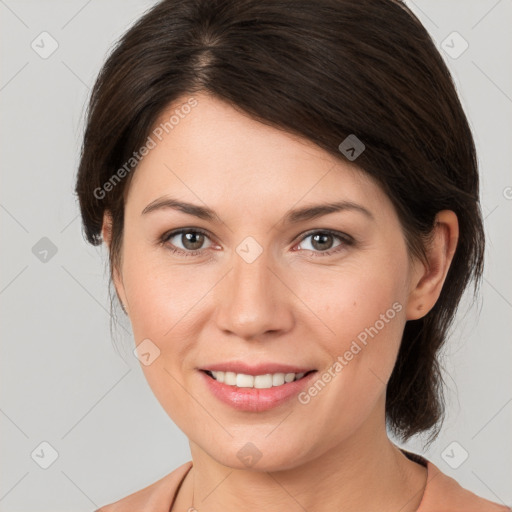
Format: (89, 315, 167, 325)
(0, 0, 511, 510)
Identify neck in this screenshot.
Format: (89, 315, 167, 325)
(176, 401, 427, 512)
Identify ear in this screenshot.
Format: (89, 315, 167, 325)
(406, 210, 459, 320)
(101, 210, 128, 314)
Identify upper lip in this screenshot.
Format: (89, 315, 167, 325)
(200, 361, 317, 376)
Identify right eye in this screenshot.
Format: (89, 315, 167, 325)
(160, 228, 215, 256)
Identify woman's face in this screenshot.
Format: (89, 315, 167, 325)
(110, 92, 425, 470)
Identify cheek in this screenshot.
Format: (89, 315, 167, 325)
(296, 256, 409, 388)
(121, 241, 205, 338)
(294, 269, 407, 433)
(121, 248, 205, 425)
(296, 255, 407, 335)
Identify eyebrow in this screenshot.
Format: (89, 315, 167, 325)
(141, 196, 374, 223)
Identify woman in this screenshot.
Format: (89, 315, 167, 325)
(75, 0, 509, 510)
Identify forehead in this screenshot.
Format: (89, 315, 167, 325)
(126, 93, 392, 221)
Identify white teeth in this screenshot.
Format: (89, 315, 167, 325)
(272, 373, 285, 386)
(236, 373, 254, 388)
(284, 373, 295, 383)
(209, 371, 308, 388)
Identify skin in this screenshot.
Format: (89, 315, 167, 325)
(102, 91, 458, 512)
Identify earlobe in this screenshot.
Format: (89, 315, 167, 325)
(101, 210, 113, 248)
(406, 210, 459, 321)
(101, 210, 129, 315)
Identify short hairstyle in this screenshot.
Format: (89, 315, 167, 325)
(75, 0, 485, 444)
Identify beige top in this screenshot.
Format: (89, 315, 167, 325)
(96, 450, 510, 511)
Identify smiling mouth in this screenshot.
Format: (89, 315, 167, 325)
(202, 369, 317, 389)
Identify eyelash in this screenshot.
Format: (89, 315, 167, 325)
(159, 228, 355, 258)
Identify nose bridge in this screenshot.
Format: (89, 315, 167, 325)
(214, 241, 291, 338)
(233, 248, 272, 297)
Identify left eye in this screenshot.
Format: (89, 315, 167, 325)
(296, 231, 348, 254)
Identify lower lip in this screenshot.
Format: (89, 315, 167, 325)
(199, 370, 317, 412)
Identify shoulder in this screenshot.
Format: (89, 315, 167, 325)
(95, 460, 193, 512)
(421, 459, 511, 512)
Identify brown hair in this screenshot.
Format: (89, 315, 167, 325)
(75, 0, 485, 444)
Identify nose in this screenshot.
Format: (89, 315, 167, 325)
(213, 246, 295, 340)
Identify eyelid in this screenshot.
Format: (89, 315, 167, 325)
(295, 228, 354, 246)
(160, 226, 212, 243)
